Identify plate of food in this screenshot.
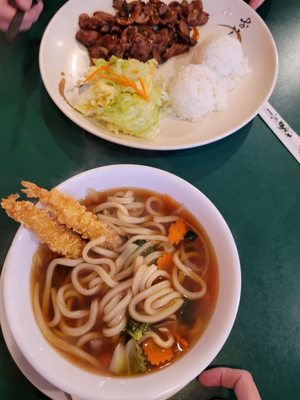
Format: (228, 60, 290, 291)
(39, 0, 278, 150)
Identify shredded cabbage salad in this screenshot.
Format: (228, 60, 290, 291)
(70, 56, 166, 140)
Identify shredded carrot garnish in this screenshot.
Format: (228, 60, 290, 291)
(170, 330, 189, 350)
(84, 65, 148, 100)
(168, 218, 188, 245)
(122, 74, 148, 100)
(84, 66, 107, 82)
(102, 64, 119, 76)
(142, 338, 174, 366)
(157, 252, 174, 273)
(138, 77, 147, 99)
(95, 73, 120, 83)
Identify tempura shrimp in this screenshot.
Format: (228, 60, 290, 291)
(21, 181, 122, 250)
(1, 195, 85, 259)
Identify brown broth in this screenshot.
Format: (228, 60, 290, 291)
(31, 188, 219, 376)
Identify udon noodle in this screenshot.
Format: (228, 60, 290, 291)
(32, 188, 218, 375)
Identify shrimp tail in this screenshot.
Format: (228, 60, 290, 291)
(21, 180, 47, 199)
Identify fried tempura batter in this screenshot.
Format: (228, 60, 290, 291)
(1, 195, 85, 259)
(21, 181, 122, 250)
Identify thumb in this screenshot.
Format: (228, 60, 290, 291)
(198, 367, 261, 400)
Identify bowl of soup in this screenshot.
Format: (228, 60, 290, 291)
(2, 164, 241, 400)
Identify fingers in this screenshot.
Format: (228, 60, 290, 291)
(248, 0, 266, 10)
(198, 367, 261, 400)
(0, 2, 15, 31)
(20, 1, 44, 31)
(14, 0, 33, 11)
(0, 0, 43, 32)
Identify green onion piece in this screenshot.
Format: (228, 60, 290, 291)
(184, 230, 198, 241)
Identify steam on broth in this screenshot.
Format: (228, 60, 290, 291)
(31, 188, 218, 376)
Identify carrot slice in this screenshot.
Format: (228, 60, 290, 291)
(168, 218, 188, 245)
(201, 290, 212, 307)
(142, 338, 173, 366)
(162, 194, 179, 212)
(157, 252, 174, 273)
(99, 351, 112, 370)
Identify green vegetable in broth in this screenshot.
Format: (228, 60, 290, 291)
(177, 299, 197, 328)
(125, 319, 151, 342)
(184, 230, 198, 241)
(109, 339, 148, 375)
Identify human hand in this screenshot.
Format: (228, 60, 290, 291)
(248, 0, 266, 10)
(198, 367, 261, 400)
(0, 0, 44, 32)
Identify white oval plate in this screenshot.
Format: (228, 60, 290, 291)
(39, 0, 278, 150)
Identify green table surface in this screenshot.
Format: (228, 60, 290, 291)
(0, 0, 299, 399)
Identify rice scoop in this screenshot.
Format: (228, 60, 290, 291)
(168, 64, 226, 121)
(193, 33, 250, 90)
(168, 34, 250, 121)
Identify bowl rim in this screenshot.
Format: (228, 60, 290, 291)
(2, 164, 241, 400)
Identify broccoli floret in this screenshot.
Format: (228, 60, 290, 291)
(125, 319, 151, 341)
